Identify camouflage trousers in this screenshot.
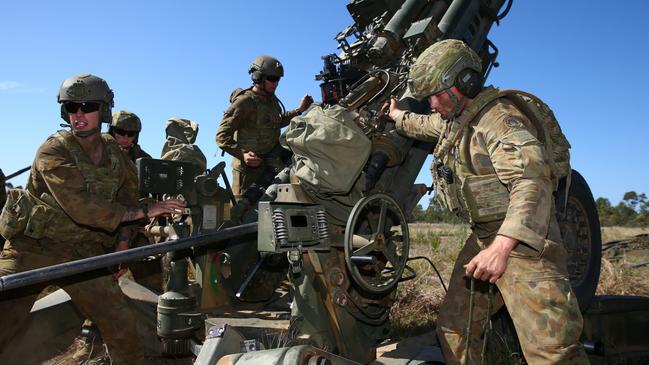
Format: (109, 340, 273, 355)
(437, 233, 589, 365)
(232, 164, 264, 201)
(0, 235, 145, 365)
(231, 156, 283, 201)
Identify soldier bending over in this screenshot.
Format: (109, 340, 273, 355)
(389, 40, 588, 364)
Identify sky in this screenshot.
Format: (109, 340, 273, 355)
(0, 0, 647, 207)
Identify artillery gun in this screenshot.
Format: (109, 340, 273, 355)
(0, 0, 606, 364)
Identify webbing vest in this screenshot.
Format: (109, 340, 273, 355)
(432, 87, 571, 225)
(0, 131, 125, 247)
(231, 88, 284, 155)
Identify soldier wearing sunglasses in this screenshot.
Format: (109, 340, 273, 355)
(217, 55, 313, 200)
(0, 74, 186, 364)
(109, 110, 152, 162)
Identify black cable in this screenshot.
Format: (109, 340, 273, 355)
(407, 256, 447, 293)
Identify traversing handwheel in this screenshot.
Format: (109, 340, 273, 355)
(344, 193, 409, 295)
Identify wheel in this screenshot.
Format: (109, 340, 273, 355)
(344, 193, 409, 295)
(557, 169, 601, 312)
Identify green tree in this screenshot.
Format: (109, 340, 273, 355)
(410, 197, 463, 224)
(596, 191, 649, 227)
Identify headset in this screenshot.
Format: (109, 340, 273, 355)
(249, 68, 264, 84)
(454, 68, 483, 99)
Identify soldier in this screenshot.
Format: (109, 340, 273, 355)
(0, 74, 185, 364)
(0, 170, 5, 247)
(106, 109, 163, 293)
(109, 110, 152, 162)
(216, 55, 313, 200)
(389, 40, 588, 364)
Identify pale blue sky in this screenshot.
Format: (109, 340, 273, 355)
(0, 1, 647, 206)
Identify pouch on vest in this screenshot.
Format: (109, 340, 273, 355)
(0, 188, 33, 240)
(461, 174, 509, 223)
(24, 204, 49, 239)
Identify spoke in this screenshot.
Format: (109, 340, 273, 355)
(351, 234, 373, 248)
(354, 239, 378, 256)
(377, 200, 388, 234)
(381, 243, 401, 269)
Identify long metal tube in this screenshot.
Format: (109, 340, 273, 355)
(0, 222, 258, 292)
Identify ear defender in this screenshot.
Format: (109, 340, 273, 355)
(455, 68, 483, 98)
(250, 70, 263, 84)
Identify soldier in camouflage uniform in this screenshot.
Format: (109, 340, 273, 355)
(0, 169, 5, 247)
(389, 40, 588, 364)
(0, 74, 185, 365)
(216, 55, 313, 200)
(109, 110, 152, 162)
(107, 109, 165, 294)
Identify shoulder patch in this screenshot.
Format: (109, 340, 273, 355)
(505, 116, 523, 128)
(500, 129, 539, 147)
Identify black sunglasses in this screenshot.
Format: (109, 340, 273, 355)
(113, 128, 137, 137)
(63, 102, 100, 114)
(266, 75, 281, 83)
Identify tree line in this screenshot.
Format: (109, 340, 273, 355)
(411, 191, 649, 228)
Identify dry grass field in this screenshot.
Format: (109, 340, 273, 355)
(390, 224, 649, 338)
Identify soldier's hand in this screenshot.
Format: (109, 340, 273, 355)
(243, 151, 262, 168)
(388, 96, 402, 121)
(148, 198, 186, 218)
(298, 94, 314, 113)
(464, 235, 518, 283)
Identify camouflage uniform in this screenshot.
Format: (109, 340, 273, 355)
(124, 142, 152, 162)
(393, 39, 588, 364)
(109, 110, 152, 163)
(216, 88, 300, 199)
(0, 170, 5, 246)
(0, 131, 145, 364)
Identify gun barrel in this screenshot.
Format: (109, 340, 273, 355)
(0, 222, 258, 292)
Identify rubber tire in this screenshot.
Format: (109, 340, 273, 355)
(557, 170, 602, 312)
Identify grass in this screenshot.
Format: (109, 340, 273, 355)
(390, 223, 470, 337)
(390, 224, 649, 339)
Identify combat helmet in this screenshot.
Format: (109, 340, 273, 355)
(57, 74, 114, 124)
(111, 110, 141, 132)
(110, 110, 141, 142)
(408, 39, 484, 100)
(249, 55, 284, 83)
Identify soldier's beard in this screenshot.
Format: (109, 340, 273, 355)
(72, 127, 100, 138)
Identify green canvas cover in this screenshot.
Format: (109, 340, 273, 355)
(283, 105, 371, 195)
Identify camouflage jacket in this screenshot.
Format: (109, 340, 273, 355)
(26, 130, 139, 236)
(393, 91, 555, 253)
(0, 169, 5, 211)
(125, 143, 152, 163)
(216, 88, 299, 170)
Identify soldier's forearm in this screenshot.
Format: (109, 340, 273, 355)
(394, 111, 443, 142)
(121, 207, 144, 223)
(498, 177, 552, 252)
